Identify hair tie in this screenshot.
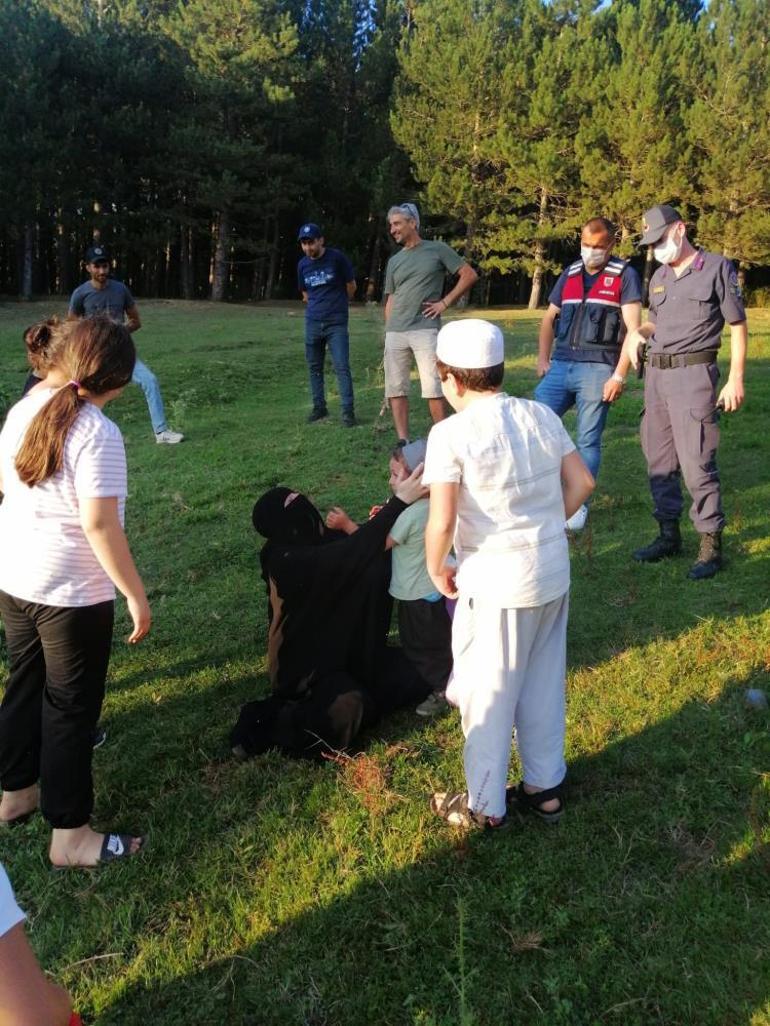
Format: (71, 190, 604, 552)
(68, 380, 82, 391)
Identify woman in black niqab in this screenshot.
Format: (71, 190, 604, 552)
(231, 485, 429, 759)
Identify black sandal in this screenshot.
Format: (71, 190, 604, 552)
(507, 782, 564, 824)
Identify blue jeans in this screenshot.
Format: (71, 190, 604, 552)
(534, 359, 611, 482)
(305, 319, 354, 412)
(132, 358, 167, 434)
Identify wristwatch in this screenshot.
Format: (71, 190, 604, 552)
(611, 372, 626, 384)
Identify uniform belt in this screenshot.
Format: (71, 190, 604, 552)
(648, 351, 717, 370)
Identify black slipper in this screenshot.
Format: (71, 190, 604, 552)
(98, 833, 145, 863)
(51, 833, 146, 871)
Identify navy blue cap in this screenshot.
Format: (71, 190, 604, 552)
(297, 222, 322, 241)
(85, 244, 111, 263)
(639, 205, 682, 246)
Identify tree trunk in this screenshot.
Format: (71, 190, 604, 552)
(265, 216, 279, 300)
(180, 225, 194, 300)
(528, 240, 545, 310)
(641, 244, 655, 307)
(251, 257, 265, 301)
(527, 188, 548, 310)
(735, 259, 745, 291)
(21, 223, 34, 300)
(365, 220, 382, 302)
(55, 212, 71, 296)
(210, 211, 230, 302)
(163, 238, 172, 298)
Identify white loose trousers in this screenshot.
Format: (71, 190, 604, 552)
(450, 592, 569, 819)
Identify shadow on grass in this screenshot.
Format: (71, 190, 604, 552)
(88, 679, 770, 1026)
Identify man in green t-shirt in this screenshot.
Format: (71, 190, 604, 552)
(383, 203, 478, 442)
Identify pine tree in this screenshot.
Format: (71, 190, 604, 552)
(390, 0, 515, 268)
(164, 0, 300, 299)
(490, 0, 595, 308)
(573, 0, 696, 296)
(685, 0, 770, 278)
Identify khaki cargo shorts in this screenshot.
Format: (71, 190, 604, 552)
(384, 329, 442, 399)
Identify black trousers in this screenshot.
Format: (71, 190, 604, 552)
(0, 590, 114, 829)
(397, 598, 453, 693)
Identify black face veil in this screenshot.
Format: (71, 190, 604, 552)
(252, 487, 325, 546)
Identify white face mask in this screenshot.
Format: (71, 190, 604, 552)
(581, 245, 607, 270)
(653, 227, 683, 265)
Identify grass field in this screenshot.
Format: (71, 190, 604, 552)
(0, 298, 769, 1026)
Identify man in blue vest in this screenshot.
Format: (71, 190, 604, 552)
(297, 223, 357, 427)
(535, 217, 641, 530)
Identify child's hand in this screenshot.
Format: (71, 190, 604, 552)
(430, 562, 458, 599)
(127, 595, 152, 643)
(326, 507, 356, 534)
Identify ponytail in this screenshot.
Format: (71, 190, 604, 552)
(15, 386, 84, 487)
(14, 317, 135, 488)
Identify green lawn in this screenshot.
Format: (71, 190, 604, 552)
(0, 298, 769, 1026)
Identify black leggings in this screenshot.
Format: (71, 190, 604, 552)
(0, 590, 113, 829)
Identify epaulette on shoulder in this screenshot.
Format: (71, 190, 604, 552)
(567, 260, 583, 275)
(604, 258, 626, 275)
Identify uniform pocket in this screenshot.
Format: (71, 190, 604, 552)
(583, 305, 604, 344)
(639, 406, 649, 459)
(687, 406, 720, 463)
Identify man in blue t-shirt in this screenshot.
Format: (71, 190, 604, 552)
(68, 245, 183, 444)
(296, 223, 356, 427)
(534, 217, 641, 530)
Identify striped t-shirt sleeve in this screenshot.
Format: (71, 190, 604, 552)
(72, 419, 127, 500)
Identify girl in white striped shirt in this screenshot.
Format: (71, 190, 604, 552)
(0, 317, 150, 868)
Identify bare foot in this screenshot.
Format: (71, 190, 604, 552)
(49, 824, 144, 868)
(0, 785, 39, 823)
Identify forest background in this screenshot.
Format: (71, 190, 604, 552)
(2, 0, 770, 309)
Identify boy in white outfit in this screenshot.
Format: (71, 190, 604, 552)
(423, 319, 595, 829)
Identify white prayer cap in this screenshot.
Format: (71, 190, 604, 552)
(436, 319, 504, 369)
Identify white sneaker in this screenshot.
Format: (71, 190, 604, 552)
(566, 504, 588, 531)
(416, 691, 446, 717)
(155, 429, 184, 444)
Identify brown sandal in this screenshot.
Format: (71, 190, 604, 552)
(431, 790, 508, 830)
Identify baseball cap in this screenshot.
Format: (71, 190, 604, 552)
(84, 244, 111, 263)
(400, 439, 427, 473)
(639, 205, 683, 246)
(436, 319, 504, 369)
(297, 223, 322, 241)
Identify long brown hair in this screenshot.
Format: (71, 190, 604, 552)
(23, 317, 66, 377)
(15, 317, 136, 487)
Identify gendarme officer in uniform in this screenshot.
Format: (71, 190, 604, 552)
(625, 204, 747, 579)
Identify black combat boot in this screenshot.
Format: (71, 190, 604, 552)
(632, 520, 682, 562)
(687, 531, 723, 580)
